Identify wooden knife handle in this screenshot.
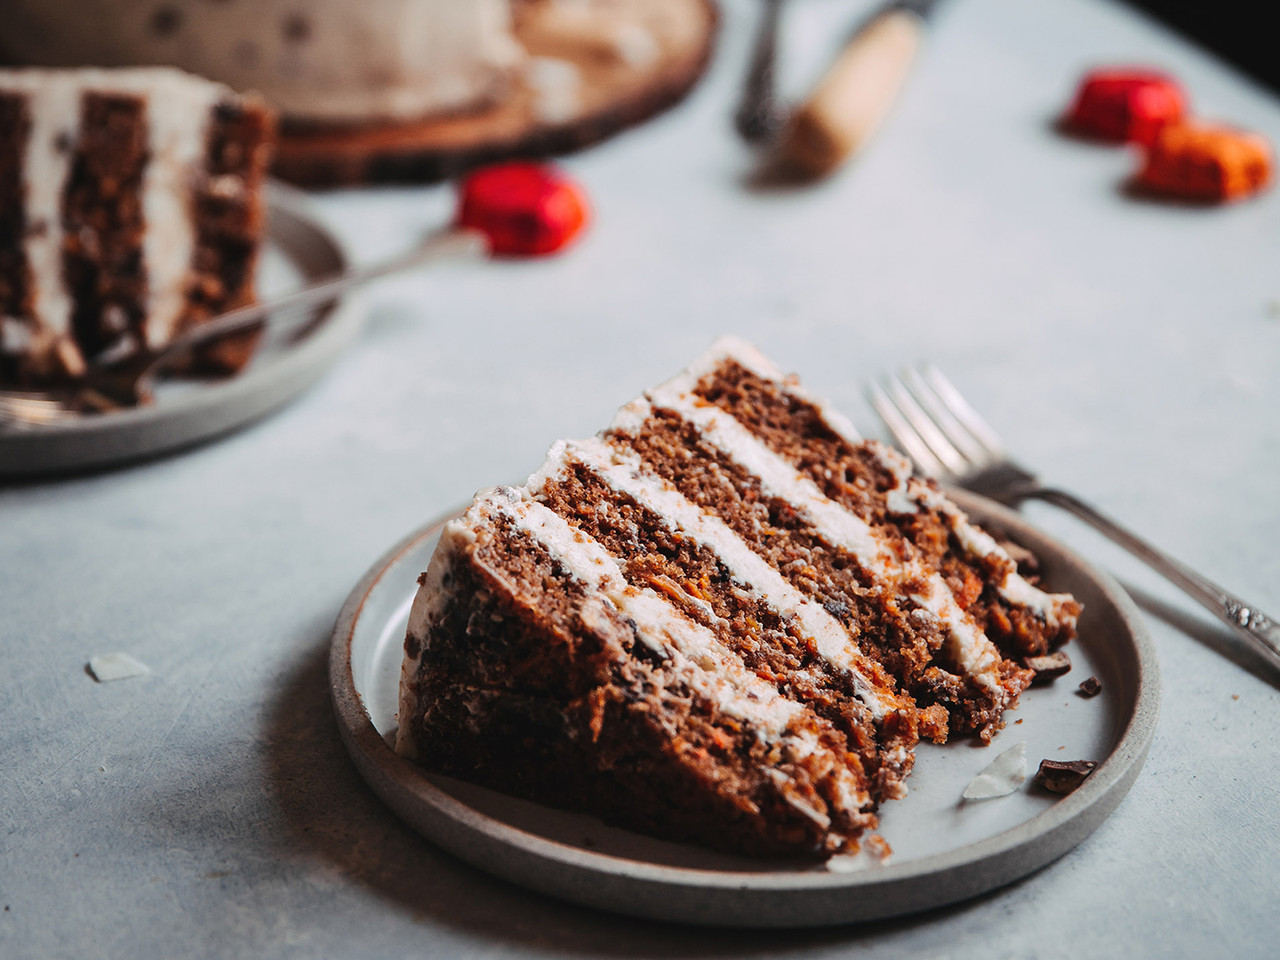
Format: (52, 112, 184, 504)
(780, 8, 924, 178)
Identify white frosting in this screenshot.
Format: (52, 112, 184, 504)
(0, 1, 524, 124)
(961, 740, 1027, 800)
(136, 74, 219, 349)
(612, 23, 661, 67)
(3, 71, 79, 348)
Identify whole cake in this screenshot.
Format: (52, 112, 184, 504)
(0, 1, 718, 189)
(0, 0, 522, 126)
(395, 338, 1081, 858)
(0, 67, 273, 385)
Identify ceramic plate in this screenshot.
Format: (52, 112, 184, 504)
(0, 183, 364, 477)
(330, 491, 1159, 927)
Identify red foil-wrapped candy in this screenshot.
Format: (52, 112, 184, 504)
(1064, 68, 1186, 144)
(1136, 122, 1273, 202)
(457, 162, 590, 257)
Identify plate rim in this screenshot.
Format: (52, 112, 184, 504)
(329, 492, 1160, 925)
(0, 183, 365, 477)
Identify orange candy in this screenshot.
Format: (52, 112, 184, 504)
(1136, 122, 1274, 202)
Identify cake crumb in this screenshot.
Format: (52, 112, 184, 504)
(962, 741, 1027, 800)
(826, 838, 892, 872)
(865, 834, 893, 863)
(87, 652, 150, 683)
(1077, 676, 1102, 698)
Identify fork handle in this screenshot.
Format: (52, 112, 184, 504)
(1028, 487, 1280, 667)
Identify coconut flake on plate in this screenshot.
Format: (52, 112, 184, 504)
(962, 741, 1027, 800)
(87, 652, 150, 682)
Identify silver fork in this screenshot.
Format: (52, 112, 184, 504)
(869, 364, 1280, 672)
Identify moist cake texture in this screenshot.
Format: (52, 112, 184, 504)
(396, 338, 1081, 858)
(0, 67, 274, 386)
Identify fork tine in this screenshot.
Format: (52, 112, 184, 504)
(902, 367, 991, 466)
(919, 365, 1007, 458)
(866, 381, 952, 478)
(884, 373, 969, 474)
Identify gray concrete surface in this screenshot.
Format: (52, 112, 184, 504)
(3, 1, 1278, 956)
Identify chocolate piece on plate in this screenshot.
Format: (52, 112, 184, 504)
(1023, 650, 1072, 684)
(1035, 759, 1097, 795)
(1077, 675, 1103, 698)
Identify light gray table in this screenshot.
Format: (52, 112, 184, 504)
(4, 1, 1278, 956)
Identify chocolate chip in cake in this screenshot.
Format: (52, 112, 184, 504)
(150, 7, 183, 37)
(1022, 650, 1072, 684)
(1034, 759, 1097, 795)
(1077, 675, 1102, 698)
(282, 14, 312, 43)
(822, 599, 850, 620)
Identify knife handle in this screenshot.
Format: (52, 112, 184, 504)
(780, 8, 924, 178)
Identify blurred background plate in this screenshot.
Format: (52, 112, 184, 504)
(0, 184, 365, 478)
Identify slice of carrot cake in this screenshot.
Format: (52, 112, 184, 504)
(395, 337, 1080, 858)
(0, 67, 273, 386)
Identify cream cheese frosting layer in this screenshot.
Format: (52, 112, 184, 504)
(3, 71, 80, 348)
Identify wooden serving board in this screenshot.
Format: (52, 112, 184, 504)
(273, 0, 718, 188)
